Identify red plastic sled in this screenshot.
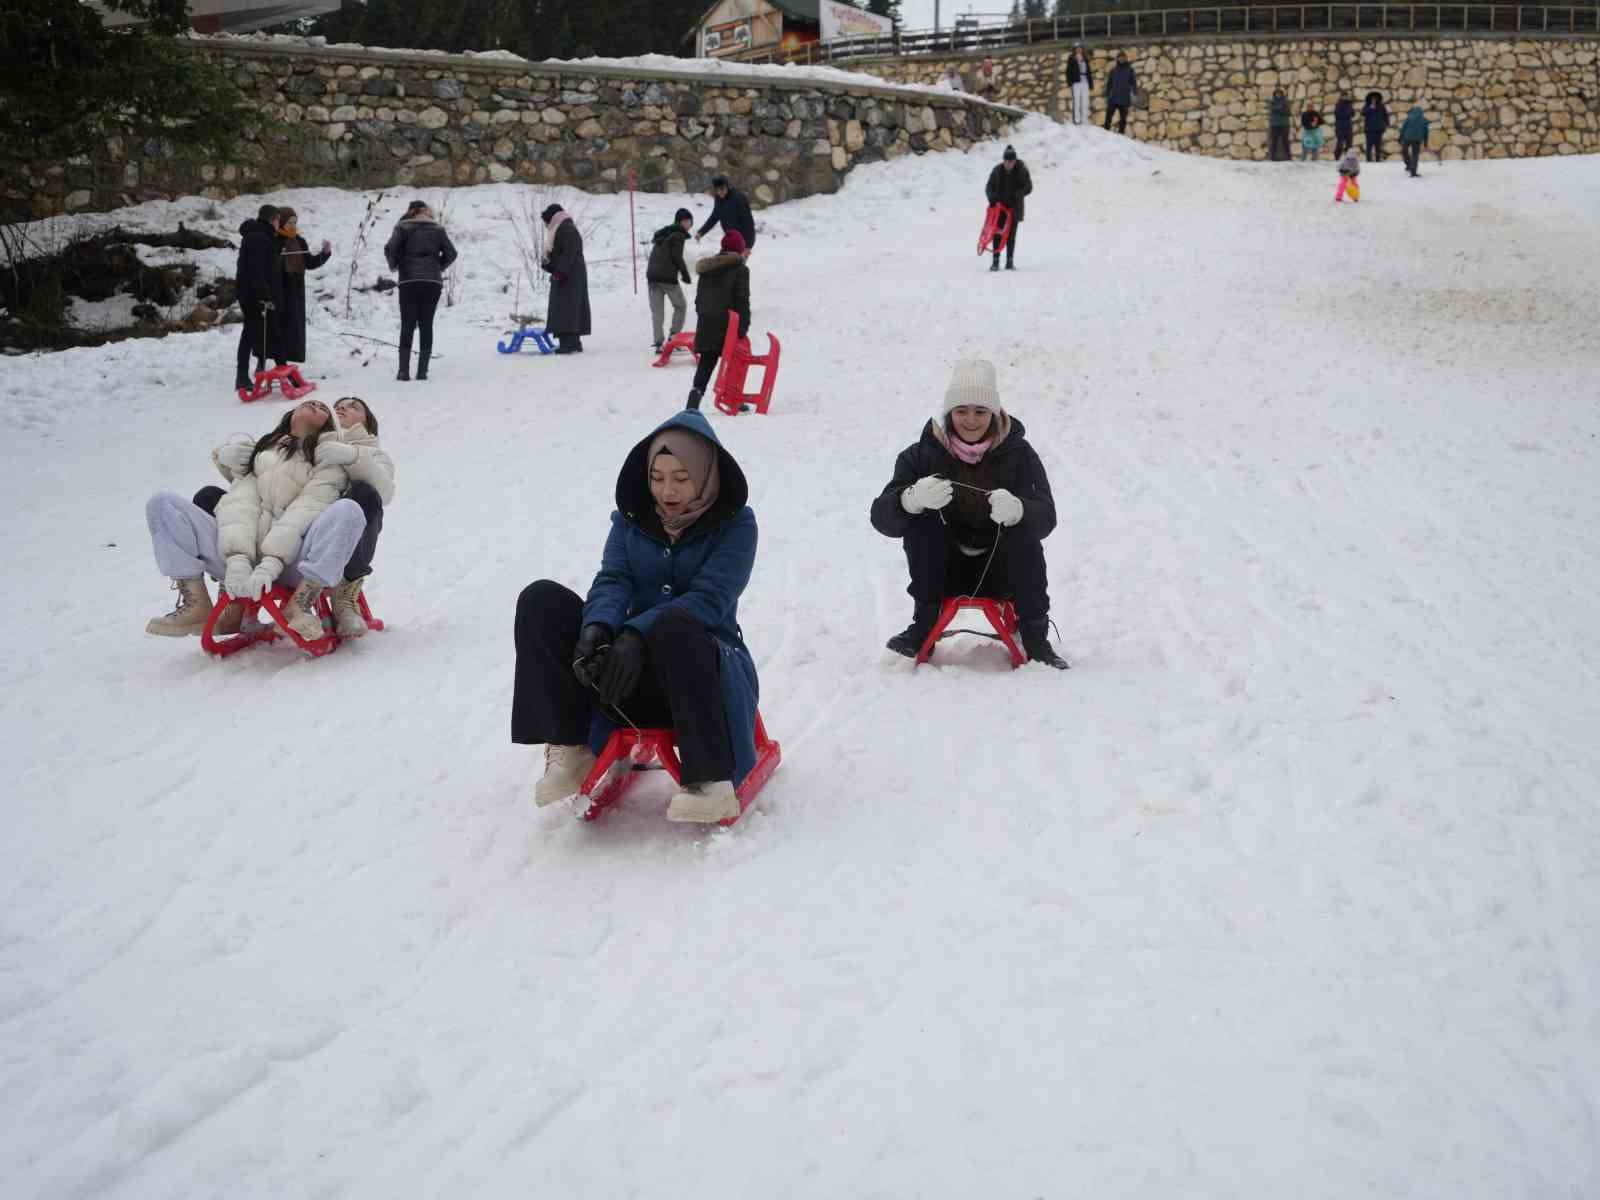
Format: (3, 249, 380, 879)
(651, 331, 700, 368)
(915, 597, 1025, 669)
(200, 584, 383, 658)
(978, 203, 1014, 256)
(712, 312, 781, 416)
(239, 363, 317, 403)
(574, 711, 781, 826)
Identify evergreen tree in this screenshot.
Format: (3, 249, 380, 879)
(1024, 0, 1048, 17)
(865, 0, 903, 22)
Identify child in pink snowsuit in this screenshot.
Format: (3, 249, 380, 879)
(1335, 148, 1362, 202)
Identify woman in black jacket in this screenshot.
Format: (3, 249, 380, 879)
(685, 230, 751, 411)
(1362, 91, 1390, 162)
(869, 359, 1068, 669)
(383, 200, 458, 380)
(541, 203, 591, 355)
(269, 206, 331, 366)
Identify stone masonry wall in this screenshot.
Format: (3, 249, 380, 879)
(857, 35, 1600, 160)
(4, 39, 1021, 219)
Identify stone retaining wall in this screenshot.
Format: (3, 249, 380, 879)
(4, 40, 1021, 219)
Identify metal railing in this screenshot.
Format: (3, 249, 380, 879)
(744, 6, 1600, 65)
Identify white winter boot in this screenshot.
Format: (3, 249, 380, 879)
(534, 744, 597, 807)
(280, 578, 327, 642)
(146, 577, 213, 636)
(329, 577, 368, 638)
(666, 780, 740, 824)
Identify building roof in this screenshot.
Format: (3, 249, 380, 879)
(690, 0, 821, 33)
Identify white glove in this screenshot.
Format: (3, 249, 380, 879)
(314, 439, 358, 467)
(247, 556, 284, 600)
(901, 475, 954, 515)
(988, 488, 1024, 527)
(217, 440, 254, 472)
(223, 555, 253, 598)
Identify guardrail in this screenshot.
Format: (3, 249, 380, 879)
(745, 5, 1600, 65)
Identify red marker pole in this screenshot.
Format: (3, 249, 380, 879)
(628, 168, 638, 296)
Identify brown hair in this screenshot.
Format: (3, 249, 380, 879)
(276, 206, 298, 227)
(336, 396, 378, 436)
(242, 405, 333, 474)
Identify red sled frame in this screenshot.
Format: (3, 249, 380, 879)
(651, 331, 700, 368)
(915, 597, 1025, 669)
(239, 363, 317, 403)
(713, 312, 781, 416)
(575, 711, 781, 827)
(978, 203, 1014, 256)
(200, 584, 384, 659)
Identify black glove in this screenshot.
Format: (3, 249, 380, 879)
(572, 622, 612, 689)
(594, 627, 645, 708)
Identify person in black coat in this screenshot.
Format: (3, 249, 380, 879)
(1268, 89, 1293, 162)
(695, 175, 756, 253)
(540, 202, 592, 355)
(870, 358, 1068, 670)
(686, 230, 752, 411)
(1104, 53, 1137, 134)
(984, 145, 1033, 272)
(383, 200, 458, 380)
(268, 205, 331, 366)
(233, 204, 280, 392)
(1333, 92, 1357, 160)
(646, 207, 693, 352)
(1362, 91, 1390, 162)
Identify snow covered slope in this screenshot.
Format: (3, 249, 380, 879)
(3, 120, 1599, 1198)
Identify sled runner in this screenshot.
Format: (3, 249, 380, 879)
(915, 597, 1025, 669)
(200, 584, 384, 659)
(574, 711, 782, 827)
(713, 312, 781, 417)
(239, 363, 317, 403)
(651, 332, 700, 368)
(978, 203, 1013, 256)
(497, 315, 556, 355)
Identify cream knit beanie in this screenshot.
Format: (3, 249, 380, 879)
(942, 357, 1001, 416)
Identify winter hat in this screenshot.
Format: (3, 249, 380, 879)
(942, 358, 1002, 417)
(674, 207, 693, 223)
(720, 230, 747, 255)
(1002, 145, 1017, 160)
(540, 203, 564, 225)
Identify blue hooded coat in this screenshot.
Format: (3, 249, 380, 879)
(580, 411, 761, 785)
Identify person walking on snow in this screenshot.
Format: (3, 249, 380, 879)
(985, 145, 1033, 272)
(540, 203, 591, 355)
(383, 200, 457, 380)
(1399, 100, 1430, 177)
(269, 205, 331, 367)
(1300, 101, 1326, 161)
(1104, 52, 1137, 134)
(647, 207, 694, 353)
(1362, 91, 1390, 162)
(1066, 44, 1092, 126)
(1334, 146, 1362, 203)
(1268, 89, 1293, 161)
(513, 410, 763, 823)
(695, 174, 756, 253)
(870, 359, 1068, 670)
(233, 204, 280, 393)
(686, 230, 752, 411)
(1333, 91, 1357, 160)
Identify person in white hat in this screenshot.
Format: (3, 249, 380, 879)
(869, 359, 1068, 669)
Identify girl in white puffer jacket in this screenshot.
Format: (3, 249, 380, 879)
(144, 398, 364, 642)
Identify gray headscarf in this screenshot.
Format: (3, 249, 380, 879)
(647, 428, 720, 536)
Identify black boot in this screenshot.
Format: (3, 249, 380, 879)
(886, 601, 944, 659)
(1020, 619, 1070, 670)
(990, 257, 1000, 272)
(416, 355, 429, 381)
(396, 350, 410, 381)
(234, 372, 251, 392)
(1004, 260, 1016, 271)
(686, 387, 703, 411)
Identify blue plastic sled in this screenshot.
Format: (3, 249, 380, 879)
(497, 325, 556, 355)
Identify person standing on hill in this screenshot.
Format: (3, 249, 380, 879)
(1104, 52, 1137, 134)
(1363, 91, 1390, 162)
(1399, 100, 1430, 177)
(1299, 101, 1326, 161)
(1066, 44, 1092, 126)
(695, 175, 756, 254)
(383, 200, 457, 380)
(686, 230, 752, 412)
(978, 55, 997, 95)
(646, 208, 694, 353)
(1333, 91, 1357, 160)
(270, 205, 331, 367)
(984, 145, 1032, 273)
(234, 204, 280, 393)
(1268, 89, 1293, 161)
(540, 203, 591, 355)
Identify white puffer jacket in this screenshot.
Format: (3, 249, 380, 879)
(342, 428, 397, 505)
(212, 434, 348, 567)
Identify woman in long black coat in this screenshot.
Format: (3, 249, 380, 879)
(541, 203, 591, 354)
(269, 206, 331, 365)
(686, 230, 751, 411)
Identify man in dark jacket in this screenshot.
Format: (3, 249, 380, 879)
(646, 208, 694, 352)
(233, 204, 280, 392)
(1333, 92, 1356, 160)
(1362, 91, 1390, 162)
(686, 230, 751, 411)
(1268, 89, 1293, 162)
(1104, 53, 1137, 134)
(695, 175, 756, 253)
(537, 203, 590, 355)
(984, 146, 1033, 272)
(1399, 101, 1430, 177)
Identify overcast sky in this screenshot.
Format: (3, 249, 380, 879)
(895, 1, 1019, 30)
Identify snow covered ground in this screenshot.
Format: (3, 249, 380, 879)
(4, 120, 1599, 1198)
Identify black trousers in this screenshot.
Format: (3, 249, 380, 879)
(1401, 140, 1421, 175)
(692, 348, 721, 393)
(192, 480, 383, 582)
(398, 281, 442, 365)
(236, 300, 270, 380)
(1268, 128, 1291, 161)
(1365, 132, 1384, 161)
(901, 515, 1049, 621)
(1104, 103, 1129, 133)
(1334, 131, 1353, 158)
(512, 580, 735, 784)
(992, 220, 1017, 265)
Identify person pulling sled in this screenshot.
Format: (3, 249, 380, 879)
(985, 146, 1032, 272)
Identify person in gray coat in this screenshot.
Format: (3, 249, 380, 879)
(541, 203, 592, 354)
(383, 200, 458, 381)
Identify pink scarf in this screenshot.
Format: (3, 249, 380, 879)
(949, 435, 992, 465)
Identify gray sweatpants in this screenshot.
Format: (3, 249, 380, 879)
(146, 491, 367, 589)
(648, 282, 686, 344)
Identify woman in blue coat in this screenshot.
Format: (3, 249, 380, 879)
(513, 411, 760, 824)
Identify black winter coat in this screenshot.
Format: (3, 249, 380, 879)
(646, 224, 692, 285)
(1065, 55, 1092, 87)
(692, 253, 751, 354)
(235, 218, 279, 307)
(1334, 98, 1356, 133)
(870, 417, 1057, 553)
(543, 219, 591, 335)
(1105, 61, 1137, 107)
(271, 234, 330, 363)
(383, 217, 457, 284)
(985, 161, 1034, 222)
(696, 187, 756, 248)
(1363, 101, 1390, 135)
(1269, 96, 1292, 129)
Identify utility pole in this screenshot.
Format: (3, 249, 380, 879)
(935, 1, 941, 31)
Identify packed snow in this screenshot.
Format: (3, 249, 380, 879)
(3, 118, 1600, 1198)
